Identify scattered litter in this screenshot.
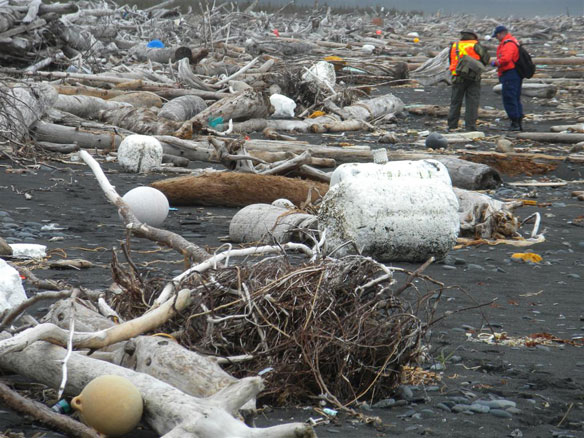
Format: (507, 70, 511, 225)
(511, 252, 543, 263)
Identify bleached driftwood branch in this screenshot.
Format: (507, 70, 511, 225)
(0, 289, 191, 354)
(0, 338, 315, 438)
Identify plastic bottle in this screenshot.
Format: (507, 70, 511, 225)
(51, 399, 72, 415)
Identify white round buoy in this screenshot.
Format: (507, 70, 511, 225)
(122, 187, 169, 227)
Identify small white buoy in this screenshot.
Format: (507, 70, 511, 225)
(122, 187, 169, 227)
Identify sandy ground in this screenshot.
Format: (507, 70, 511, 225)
(1, 83, 583, 438)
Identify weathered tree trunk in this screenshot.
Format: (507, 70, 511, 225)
(0, 339, 315, 438)
(53, 84, 126, 100)
(493, 83, 557, 98)
(98, 107, 182, 136)
(532, 57, 584, 65)
(247, 139, 373, 163)
(410, 47, 451, 86)
(550, 123, 584, 133)
(54, 94, 131, 119)
(341, 94, 405, 120)
(42, 299, 251, 408)
(151, 172, 329, 207)
(229, 204, 318, 244)
(0, 82, 58, 142)
(434, 157, 502, 190)
(516, 132, 584, 143)
(406, 104, 504, 119)
(458, 150, 563, 176)
(176, 90, 272, 138)
(159, 95, 207, 121)
(32, 122, 122, 150)
(155, 136, 217, 162)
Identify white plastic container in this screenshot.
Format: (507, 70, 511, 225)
(270, 94, 296, 118)
(320, 160, 459, 262)
(302, 61, 336, 92)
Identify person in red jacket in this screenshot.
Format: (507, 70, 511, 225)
(491, 25, 523, 131)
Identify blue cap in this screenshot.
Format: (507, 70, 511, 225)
(147, 39, 165, 49)
(492, 25, 507, 37)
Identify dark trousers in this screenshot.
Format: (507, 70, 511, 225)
(500, 69, 523, 121)
(448, 78, 481, 130)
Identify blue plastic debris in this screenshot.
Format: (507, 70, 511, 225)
(208, 116, 224, 128)
(147, 39, 165, 48)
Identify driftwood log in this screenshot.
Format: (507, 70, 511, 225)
(457, 151, 566, 176)
(53, 94, 131, 119)
(0, 82, 57, 142)
(151, 172, 329, 207)
(177, 90, 272, 138)
(516, 132, 584, 143)
(229, 203, 318, 244)
(41, 298, 255, 411)
(435, 157, 502, 190)
(0, 336, 315, 438)
(32, 122, 122, 150)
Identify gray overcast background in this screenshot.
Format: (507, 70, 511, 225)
(268, 0, 583, 16)
(126, 0, 584, 16)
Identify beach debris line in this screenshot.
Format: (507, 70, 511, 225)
(0, 150, 444, 437)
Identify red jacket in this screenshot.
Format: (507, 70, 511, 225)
(495, 33, 520, 76)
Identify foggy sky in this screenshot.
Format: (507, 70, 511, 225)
(294, 0, 584, 16)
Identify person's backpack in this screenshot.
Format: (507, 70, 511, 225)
(453, 42, 485, 81)
(505, 40, 535, 79)
(455, 55, 486, 81)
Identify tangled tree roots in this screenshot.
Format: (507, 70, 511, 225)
(114, 255, 439, 407)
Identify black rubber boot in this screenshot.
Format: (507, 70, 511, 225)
(509, 119, 521, 131)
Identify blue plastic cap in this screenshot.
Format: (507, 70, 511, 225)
(147, 39, 165, 48)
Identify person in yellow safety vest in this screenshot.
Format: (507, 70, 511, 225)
(447, 30, 490, 132)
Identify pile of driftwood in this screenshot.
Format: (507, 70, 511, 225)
(2, 0, 584, 169)
(0, 150, 443, 437)
(1, 1, 583, 436)
(113, 253, 434, 406)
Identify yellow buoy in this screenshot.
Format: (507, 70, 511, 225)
(71, 375, 143, 437)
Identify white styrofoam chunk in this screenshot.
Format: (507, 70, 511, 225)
(9, 243, 47, 259)
(122, 186, 169, 227)
(330, 159, 452, 187)
(320, 160, 459, 262)
(117, 135, 163, 173)
(0, 258, 27, 313)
